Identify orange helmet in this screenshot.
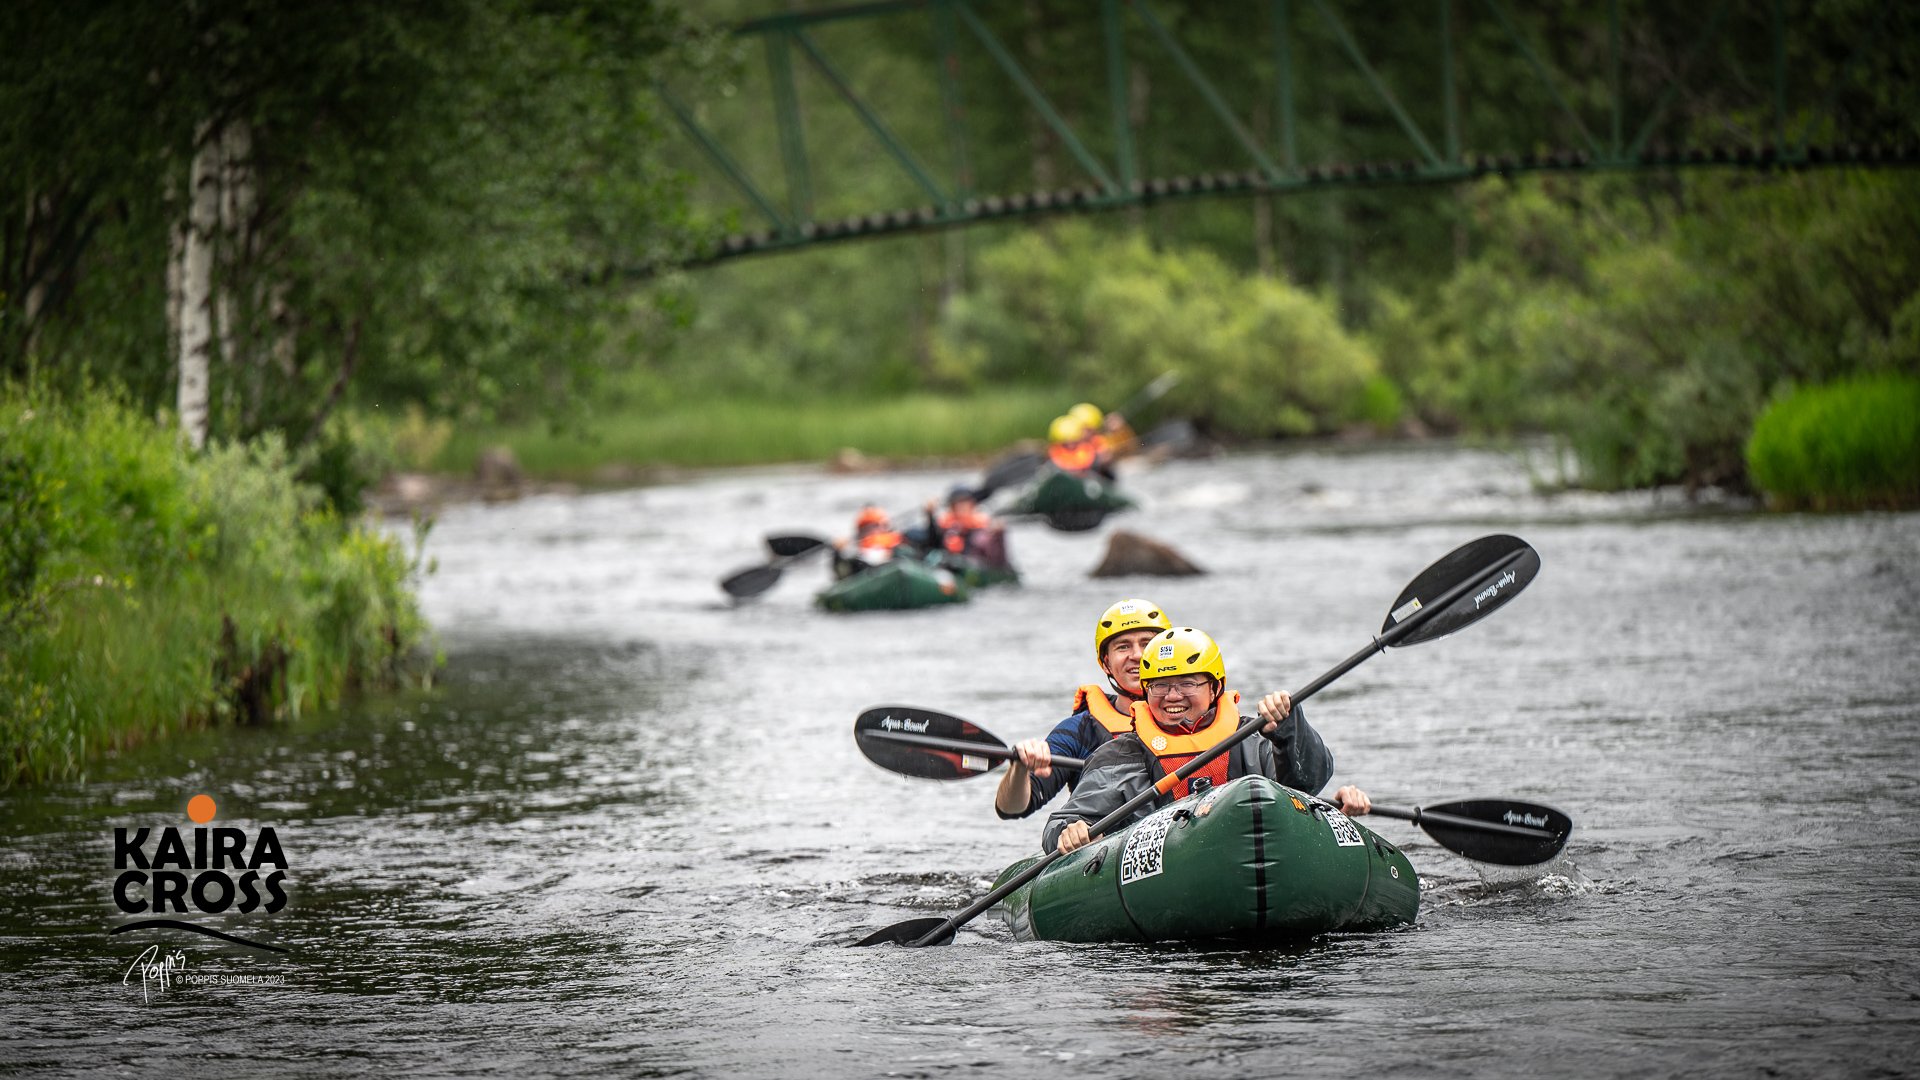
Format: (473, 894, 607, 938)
(855, 506, 889, 529)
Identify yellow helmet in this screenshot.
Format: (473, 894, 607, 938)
(1094, 598, 1172, 664)
(1048, 414, 1087, 444)
(1138, 627, 1226, 686)
(1069, 402, 1104, 430)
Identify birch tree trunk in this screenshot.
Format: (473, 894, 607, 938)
(177, 121, 220, 450)
(215, 118, 258, 427)
(22, 194, 51, 358)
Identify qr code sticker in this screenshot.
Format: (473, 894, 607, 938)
(1326, 810, 1365, 847)
(1120, 807, 1178, 884)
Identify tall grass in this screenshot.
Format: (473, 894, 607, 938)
(431, 386, 1075, 478)
(1, 385, 429, 787)
(1746, 374, 1920, 509)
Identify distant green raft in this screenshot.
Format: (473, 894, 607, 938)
(1002, 467, 1134, 531)
(923, 549, 1020, 589)
(993, 776, 1420, 944)
(815, 557, 969, 613)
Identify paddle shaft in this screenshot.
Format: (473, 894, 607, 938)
(905, 545, 1532, 946)
(858, 732, 1557, 843)
(722, 537, 830, 598)
(1115, 371, 1180, 417)
(859, 729, 1087, 771)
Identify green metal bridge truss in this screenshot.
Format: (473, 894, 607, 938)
(656, 0, 1917, 267)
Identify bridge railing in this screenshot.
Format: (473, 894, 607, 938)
(648, 0, 1917, 270)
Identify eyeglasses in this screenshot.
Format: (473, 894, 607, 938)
(1144, 676, 1213, 697)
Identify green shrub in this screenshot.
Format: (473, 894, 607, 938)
(0, 384, 429, 787)
(1746, 374, 1920, 509)
(936, 224, 1393, 438)
(1381, 171, 1920, 492)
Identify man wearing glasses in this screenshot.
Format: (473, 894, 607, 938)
(1043, 626, 1371, 855)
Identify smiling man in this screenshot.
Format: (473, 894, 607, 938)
(1042, 626, 1371, 855)
(994, 599, 1173, 820)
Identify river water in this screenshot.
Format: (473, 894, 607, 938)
(3, 443, 1917, 1077)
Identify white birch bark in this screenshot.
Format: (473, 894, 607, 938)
(177, 121, 220, 450)
(215, 118, 255, 424)
(214, 120, 244, 406)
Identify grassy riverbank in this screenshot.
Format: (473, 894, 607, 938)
(1747, 375, 1920, 510)
(1, 387, 430, 788)
(425, 385, 1078, 478)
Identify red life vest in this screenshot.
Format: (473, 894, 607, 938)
(1049, 440, 1098, 473)
(1128, 691, 1244, 800)
(1071, 684, 1139, 736)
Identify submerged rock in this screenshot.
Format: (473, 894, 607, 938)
(1090, 530, 1205, 578)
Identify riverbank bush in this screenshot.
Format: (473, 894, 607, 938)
(931, 224, 1396, 438)
(1373, 170, 1920, 491)
(1746, 375, 1920, 509)
(0, 386, 429, 788)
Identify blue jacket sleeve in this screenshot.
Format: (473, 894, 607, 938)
(995, 712, 1098, 820)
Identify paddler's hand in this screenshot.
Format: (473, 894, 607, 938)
(1333, 785, 1371, 816)
(1012, 738, 1053, 779)
(1255, 691, 1293, 734)
(1056, 820, 1095, 854)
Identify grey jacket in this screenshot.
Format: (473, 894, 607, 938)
(1039, 701, 1334, 853)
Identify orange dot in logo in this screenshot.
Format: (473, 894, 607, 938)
(187, 794, 217, 824)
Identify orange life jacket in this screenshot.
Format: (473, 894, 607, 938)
(857, 529, 904, 553)
(1048, 440, 1098, 473)
(1128, 690, 1244, 800)
(1071, 684, 1139, 736)
(937, 507, 993, 552)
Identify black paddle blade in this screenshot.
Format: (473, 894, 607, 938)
(1382, 534, 1540, 647)
(720, 563, 782, 600)
(1417, 798, 1573, 866)
(854, 705, 1008, 780)
(977, 450, 1046, 499)
(1045, 507, 1109, 532)
(852, 917, 954, 947)
(766, 534, 827, 558)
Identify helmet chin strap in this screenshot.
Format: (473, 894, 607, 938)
(1106, 671, 1144, 701)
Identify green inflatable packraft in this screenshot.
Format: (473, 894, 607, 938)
(816, 558, 969, 613)
(1003, 467, 1135, 530)
(992, 776, 1419, 944)
(923, 549, 1020, 589)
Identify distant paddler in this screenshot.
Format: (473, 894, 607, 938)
(1046, 414, 1098, 475)
(924, 485, 1008, 568)
(1068, 401, 1133, 472)
(1044, 626, 1372, 855)
(832, 505, 907, 578)
(995, 598, 1173, 820)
